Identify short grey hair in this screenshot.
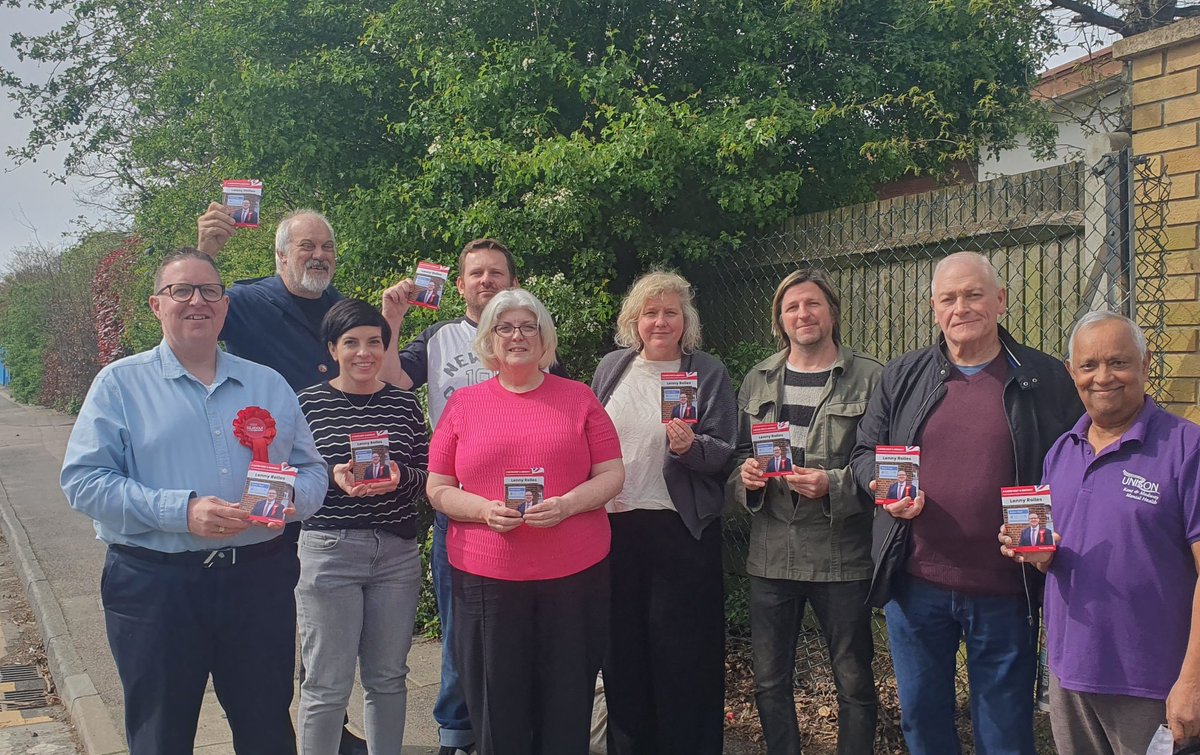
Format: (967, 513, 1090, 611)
(274, 209, 336, 274)
(931, 252, 1002, 297)
(1067, 310, 1148, 362)
(474, 289, 559, 372)
(613, 270, 702, 353)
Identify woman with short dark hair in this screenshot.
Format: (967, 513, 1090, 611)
(295, 298, 429, 754)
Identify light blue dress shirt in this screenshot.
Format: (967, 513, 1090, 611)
(60, 341, 328, 552)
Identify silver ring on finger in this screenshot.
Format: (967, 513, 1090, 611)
(218, 526, 226, 534)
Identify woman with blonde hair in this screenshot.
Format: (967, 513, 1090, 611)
(590, 271, 737, 754)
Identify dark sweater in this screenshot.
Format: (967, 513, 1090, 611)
(907, 356, 1024, 596)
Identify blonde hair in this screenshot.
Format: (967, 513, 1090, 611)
(613, 271, 702, 353)
(473, 289, 559, 371)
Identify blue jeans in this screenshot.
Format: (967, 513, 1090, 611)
(885, 576, 1037, 755)
(432, 512, 473, 747)
(296, 529, 421, 754)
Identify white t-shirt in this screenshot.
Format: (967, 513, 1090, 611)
(605, 355, 679, 513)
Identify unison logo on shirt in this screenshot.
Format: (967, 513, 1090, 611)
(1121, 469, 1160, 505)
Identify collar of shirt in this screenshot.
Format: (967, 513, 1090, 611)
(1065, 395, 1154, 458)
(156, 340, 247, 392)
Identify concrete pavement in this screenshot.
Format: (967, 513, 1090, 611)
(0, 389, 445, 754)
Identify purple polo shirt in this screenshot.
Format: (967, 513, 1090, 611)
(1042, 396, 1200, 700)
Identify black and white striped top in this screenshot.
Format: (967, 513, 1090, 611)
(779, 366, 831, 467)
(297, 382, 429, 539)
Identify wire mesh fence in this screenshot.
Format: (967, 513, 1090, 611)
(700, 146, 1172, 750)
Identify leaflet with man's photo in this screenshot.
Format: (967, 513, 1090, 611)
(407, 261, 451, 311)
(504, 468, 545, 515)
(350, 430, 390, 484)
(239, 460, 296, 525)
(752, 422, 794, 478)
(874, 446, 921, 505)
(222, 179, 263, 229)
(660, 372, 699, 425)
(1002, 485, 1057, 553)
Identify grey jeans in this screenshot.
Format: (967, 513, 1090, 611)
(1049, 674, 1166, 755)
(296, 528, 421, 755)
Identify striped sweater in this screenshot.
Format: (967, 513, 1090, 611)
(297, 382, 429, 538)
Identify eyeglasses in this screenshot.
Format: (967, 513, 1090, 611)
(156, 283, 227, 303)
(492, 323, 540, 337)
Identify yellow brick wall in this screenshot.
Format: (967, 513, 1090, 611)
(1116, 18, 1200, 423)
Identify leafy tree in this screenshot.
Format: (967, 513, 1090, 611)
(3, 0, 1059, 373)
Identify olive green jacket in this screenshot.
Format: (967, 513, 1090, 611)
(728, 346, 882, 582)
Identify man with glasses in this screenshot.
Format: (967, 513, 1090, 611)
(61, 249, 327, 754)
(197, 204, 343, 392)
(378, 239, 565, 755)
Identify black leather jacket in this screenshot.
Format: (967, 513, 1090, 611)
(849, 327, 1083, 607)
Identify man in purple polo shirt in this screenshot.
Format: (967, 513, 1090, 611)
(852, 252, 1082, 755)
(1001, 311, 1200, 754)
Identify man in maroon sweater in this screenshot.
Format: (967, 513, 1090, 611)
(851, 252, 1082, 755)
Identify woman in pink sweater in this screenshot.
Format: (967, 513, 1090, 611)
(426, 289, 625, 755)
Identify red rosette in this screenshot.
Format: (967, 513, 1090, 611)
(233, 406, 277, 462)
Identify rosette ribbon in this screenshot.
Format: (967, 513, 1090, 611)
(232, 406, 277, 463)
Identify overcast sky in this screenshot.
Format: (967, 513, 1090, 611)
(0, 5, 115, 270)
(0, 6, 1118, 272)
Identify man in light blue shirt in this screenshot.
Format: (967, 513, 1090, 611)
(61, 249, 326, 755)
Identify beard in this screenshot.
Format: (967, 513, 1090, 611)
(290, 261, 332, 295)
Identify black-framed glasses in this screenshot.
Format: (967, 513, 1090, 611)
(492, 323, 540, 337)
(156, 283, 226, 303)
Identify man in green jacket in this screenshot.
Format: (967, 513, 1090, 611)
(730, 268, 882, 755)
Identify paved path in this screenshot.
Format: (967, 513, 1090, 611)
(0, 389, 444, 754)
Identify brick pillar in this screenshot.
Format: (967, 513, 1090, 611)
(1116, 18, 1200, 423)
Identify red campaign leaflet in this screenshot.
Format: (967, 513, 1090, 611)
(752, 422, 794, 478)
(239, 460, 296, 525)
(504, 468, 544, 515)
(407, 261, 451, 311)
(350, 430, 390, 485)
(1002, 485, 1057, 553)
(874, 446, 921, 505)
(222, 179, 263, 229)
(660, 372, 699, 425)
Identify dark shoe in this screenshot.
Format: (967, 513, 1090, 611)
(437, 746, 476, 755)
(338, 726, 369, 755)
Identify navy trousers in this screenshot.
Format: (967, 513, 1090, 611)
(101, 543, 300, 755)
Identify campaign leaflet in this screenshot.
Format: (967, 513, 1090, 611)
(407, 261, 451, 311)
(504, 468, 544, 515)
(660, 372, 699, 425)
(222, 179, 263, 229)
(752, 422, 794, 478)
(874, 446, 921, 505)
(239, 460, 296, 525)
(1002, 485, 1057, 553)
(350, 430, 390, 485)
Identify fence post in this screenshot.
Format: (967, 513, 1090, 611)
(1115, 18, 1200, 422)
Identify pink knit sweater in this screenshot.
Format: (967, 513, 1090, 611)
(428, 374, 622, 581)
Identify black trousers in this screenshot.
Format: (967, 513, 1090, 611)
(452, 558, 609, 755)
(604, 510, 725, 755)
(749, 575, 878, 755)
(101, 544, 300, 755)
